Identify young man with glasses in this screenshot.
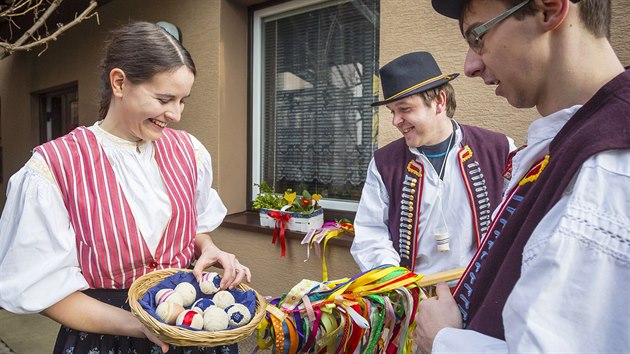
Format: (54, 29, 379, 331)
(413, 0, 629, 353)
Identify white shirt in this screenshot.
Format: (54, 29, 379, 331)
(0, 122, 227, 314)
(433, 105, 630, 353)
(351, 123, 515, 276)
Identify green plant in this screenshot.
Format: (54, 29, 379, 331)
(252, 181, 322, 214)
(252, 182, 286, 210)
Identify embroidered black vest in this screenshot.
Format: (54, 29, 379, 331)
(454, 69, 630, 339)
(374, 123, 511, 270)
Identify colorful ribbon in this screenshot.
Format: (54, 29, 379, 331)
(302, 219, 355, 281)
(256, 265, 437, 354)
(268, 211, 291, 257)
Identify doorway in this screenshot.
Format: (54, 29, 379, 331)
(38, 83, 78, 143)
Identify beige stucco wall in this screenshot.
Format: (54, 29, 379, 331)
(217, 1, 249, 212)
(0, 52, 36, 200)
(1, 0, 629, 208)
(211, 228, 360, 297)
(378, 0, 535, 147)
(0, 0, 628, 297)
(378, 0, 630, 147)
(0, 0, 225, 209)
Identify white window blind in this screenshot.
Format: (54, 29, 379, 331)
(252, 0, 379, 211)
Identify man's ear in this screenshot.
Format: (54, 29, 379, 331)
(435, 90, 447, 115)
(109, 68, 126, 98)
(536, 0, 570, 32)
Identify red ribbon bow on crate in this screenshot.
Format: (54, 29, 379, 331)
(268, 211, 291, 257)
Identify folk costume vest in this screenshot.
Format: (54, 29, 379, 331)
(455, 69, 630, 339)
(374, 124, 510, 271)
(34, 127, 198, 289)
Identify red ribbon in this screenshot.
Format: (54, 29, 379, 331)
(268, 211, 291, 257)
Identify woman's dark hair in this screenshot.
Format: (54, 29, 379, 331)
(98, 21, 196, 120)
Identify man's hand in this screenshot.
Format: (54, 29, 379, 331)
(415, 282, 463, 353)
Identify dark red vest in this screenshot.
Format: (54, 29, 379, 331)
(374, 123, 511, 270)
(455, 69, 630, 339)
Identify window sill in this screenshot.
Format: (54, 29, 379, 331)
(221, 210, 355, 247)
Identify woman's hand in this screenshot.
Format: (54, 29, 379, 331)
(43, 291, 170, 352)
(192, 234, 252, 289)
(139, 323, 169, 353)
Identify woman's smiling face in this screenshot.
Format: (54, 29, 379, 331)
(109, 65, 195, 142)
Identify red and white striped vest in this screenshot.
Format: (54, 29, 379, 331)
(34, 127, 198, 289)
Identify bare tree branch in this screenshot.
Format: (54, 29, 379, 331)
(0, 0, 99, 60)
(1, 0, 45, 18)
(5, 0, 63, 50)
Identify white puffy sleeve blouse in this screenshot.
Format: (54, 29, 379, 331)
(0, 123, 226, 313)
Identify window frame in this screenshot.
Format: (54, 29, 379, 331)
(251, 0, 378, 212)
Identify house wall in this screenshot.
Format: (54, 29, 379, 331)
(211, 228, 360, 297)
(0, 52, 35, 202)
(0, 0, 628, 297)
(217, 1, 249, 213)
(0, 0, 222, 209)
(377, 0, 630, 147)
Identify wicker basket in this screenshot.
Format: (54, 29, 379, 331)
(128, 268, 267, 347)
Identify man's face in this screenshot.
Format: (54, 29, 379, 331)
(461, 0, 545, 110)
(386, 94, 445, 148)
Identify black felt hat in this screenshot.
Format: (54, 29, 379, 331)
(372, 52, 459, 107)
(431, 0, 467, 19)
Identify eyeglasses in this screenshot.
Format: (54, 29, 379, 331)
(465, 0, 531, 53)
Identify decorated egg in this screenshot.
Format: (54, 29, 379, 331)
(155, 288, 184, 307)
(176, 309, 204, 330)
(199, 272, 222, 295)
(191, 298, 215, 314)
(203, 306, 229, 331)
(174, 282, 197, 307)
(212, 290, 235, 309)
(225, 303, 252, 328)
(155, 302, 185, 324)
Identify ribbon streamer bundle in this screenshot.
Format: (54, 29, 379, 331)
(255, 265, 425, 354)
(301, 219, 355, 281)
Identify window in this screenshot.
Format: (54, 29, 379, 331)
(252, 0, 380, 211)
(37, 83, 79, 143)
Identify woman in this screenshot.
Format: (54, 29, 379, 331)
(0, 21, 250, 353)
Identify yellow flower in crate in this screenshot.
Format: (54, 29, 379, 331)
(284, 190, 297, 206)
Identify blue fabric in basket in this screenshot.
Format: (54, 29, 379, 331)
(139, 271, 256, 330)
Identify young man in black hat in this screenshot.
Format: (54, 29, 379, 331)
(415, 1, 629, 353)
(350, 51, 514, 278)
